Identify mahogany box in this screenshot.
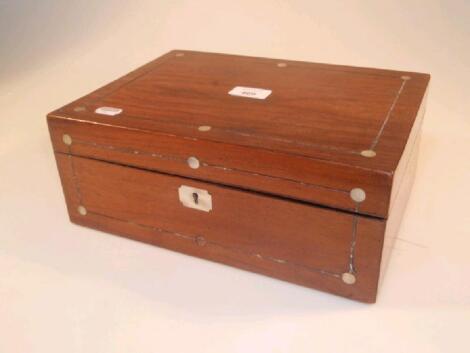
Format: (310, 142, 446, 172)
(47, 50, 430, 302)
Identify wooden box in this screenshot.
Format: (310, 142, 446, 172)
(47, 50, 430, 302)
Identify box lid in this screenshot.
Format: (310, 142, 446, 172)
(47, 50, 430, 218)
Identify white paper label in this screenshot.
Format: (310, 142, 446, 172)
(228, 86, 272, 100)
(95, 106, 123, 116)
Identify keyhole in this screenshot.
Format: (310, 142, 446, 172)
(192, 192, 199, 204)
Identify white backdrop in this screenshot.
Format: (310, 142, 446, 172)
(1, 1, 469, 352)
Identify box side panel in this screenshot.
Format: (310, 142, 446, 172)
(389, 86, 427, 211)
(379, 86, 426, 284)
(380, 131, 421, 287)
(55, 153, 386, 303)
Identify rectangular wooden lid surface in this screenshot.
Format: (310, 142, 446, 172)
(48, 50, 430, 218)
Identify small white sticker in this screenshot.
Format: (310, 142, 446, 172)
(95, 106, 123, 116)
(228, 86, 272, 100)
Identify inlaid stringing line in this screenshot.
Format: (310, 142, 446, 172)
(81, 111, 362, 155)
(202, 162, 349, 194)
(348, 210, 359, 274)
(71, 138, 351, 194)
(369, 77, 409, 151)
(88, 210, 342, 279)
(68, 151, 83, 203)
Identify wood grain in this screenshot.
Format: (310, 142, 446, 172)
(47, 50, 429, 302)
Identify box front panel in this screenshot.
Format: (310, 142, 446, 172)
(55, 153, 385, 302)
(48, 117, 391, 218)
